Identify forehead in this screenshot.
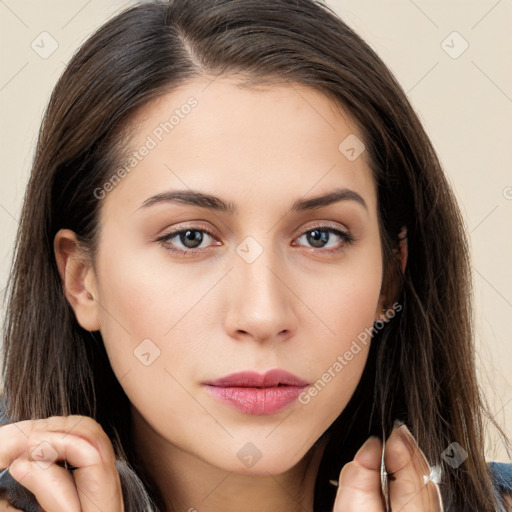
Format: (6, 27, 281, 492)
(100, 76, 377, 218)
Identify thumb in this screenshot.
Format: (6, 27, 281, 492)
(333, 436, 384, 512)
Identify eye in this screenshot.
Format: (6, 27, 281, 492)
(294, 226, 355, 252)
(156, 228, 218, 255)
(156, 224, 355, 256)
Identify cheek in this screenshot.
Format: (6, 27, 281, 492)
(305, 248, 383, 345)
(293, 247, 382, 417)
(92, 249, 207, 422)
(295, 288, 377, 438)
(94, 219, 382, 391)
(93, 242, 218, 376)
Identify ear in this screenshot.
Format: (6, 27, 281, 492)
(54, 229, 100, 331)
(375, 226, 408, 322)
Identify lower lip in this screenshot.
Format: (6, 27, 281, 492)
(204, 385, 307, 415)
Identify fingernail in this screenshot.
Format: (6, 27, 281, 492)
(397, 423, 414, 443)
(357, 435, 380, 454)
(393, 421, 415, 449)
(354, 435, 381, 463)
(362, 435, 380, 446)
(393, 419, 405, 429)
(399, 423, 413, 436)
(396, 425, 428, 471)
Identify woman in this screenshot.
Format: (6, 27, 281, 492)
(0, 0, 510, 510)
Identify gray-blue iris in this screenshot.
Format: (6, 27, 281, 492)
(307, 229, 329, 248)
(181, 230, 203, 248)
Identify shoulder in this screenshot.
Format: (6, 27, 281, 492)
(489, 461, 512, 509)
(489, 461, 512, 492)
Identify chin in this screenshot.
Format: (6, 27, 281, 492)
(207, 438, 314, 476)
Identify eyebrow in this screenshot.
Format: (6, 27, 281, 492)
(139, 187, 368, 214)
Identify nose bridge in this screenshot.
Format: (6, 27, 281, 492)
(235, 235, 285, 307)
(225, 234, 296, 341)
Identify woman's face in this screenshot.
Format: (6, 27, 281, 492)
(80, 76, 385, 474)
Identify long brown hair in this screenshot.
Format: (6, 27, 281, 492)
(2, 1, 509, 510)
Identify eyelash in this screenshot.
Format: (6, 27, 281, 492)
(156, 224, 355, 256)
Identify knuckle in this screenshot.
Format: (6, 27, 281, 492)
(1, 415, 115, 468)
(8, 458, 32, 481)
(338, 460, 370, 491)
(0, 420, 37, 446)
(62, 416, 115, 464)
(64, 415, 105, 437)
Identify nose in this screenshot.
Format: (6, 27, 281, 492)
(223, 246, 298, 344)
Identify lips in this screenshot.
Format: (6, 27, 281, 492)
(203, 369, 309, 388)
(202, 369, 309, 415)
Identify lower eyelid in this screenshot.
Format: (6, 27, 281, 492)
(158, 226, 353, 253)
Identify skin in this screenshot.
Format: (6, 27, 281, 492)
(0, 77, 444, 511)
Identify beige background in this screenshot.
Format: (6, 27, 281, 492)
(0, 1, 511, 461)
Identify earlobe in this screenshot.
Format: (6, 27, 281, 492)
(54, 229, 100, 332)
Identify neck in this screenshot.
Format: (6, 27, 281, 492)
(130, 407, 327, 512)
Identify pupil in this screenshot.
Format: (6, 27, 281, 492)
(308, 229, 328, 248)
(181, 230, 203, 248)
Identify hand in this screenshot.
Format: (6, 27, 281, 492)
(0, 416, 124, 512)
(333, 423, 443, 511)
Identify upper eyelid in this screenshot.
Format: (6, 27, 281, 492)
(158, 224, 218, 241)
(160, 222, 350, 239)
(159, 223, 352, 248)
(296, 220, 349, 233)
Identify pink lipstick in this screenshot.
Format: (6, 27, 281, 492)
(203, 369, 309, 415)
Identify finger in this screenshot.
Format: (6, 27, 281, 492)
(72, 453, 124, 512)
(48, 418, 123, 512)
(9, 457, 81, 512)
(0, 427, 105, 470)
(0, 418, 123, 512)
(333, 436, 385, 512)
(385, 424, 443, 512)
(0, 416, 115, 466)
(26, 431, 123, 512)
(7, 431, 111, 512)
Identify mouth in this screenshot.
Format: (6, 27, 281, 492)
(202, 369, 309, 415)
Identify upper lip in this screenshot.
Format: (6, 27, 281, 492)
(203, 369, 309, 388)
